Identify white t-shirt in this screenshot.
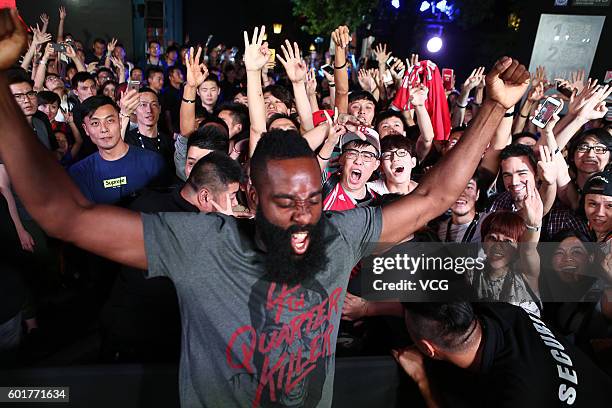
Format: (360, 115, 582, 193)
(366, 179, 418, 196)
(437, 216, 482, 243)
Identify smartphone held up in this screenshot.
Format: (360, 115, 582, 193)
(532, 97, 562, 128)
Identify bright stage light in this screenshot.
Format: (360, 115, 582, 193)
(426, 36, 443, 52)
(392, 0, 400, 9)
(436, 0, 447, 12)
(420, 1, 430, 12)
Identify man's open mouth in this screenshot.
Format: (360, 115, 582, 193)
(349, 169, 362, 184)
(392, 166, 405, 175)
(291, 232, 310, 255)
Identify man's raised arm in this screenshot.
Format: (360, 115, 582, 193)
(380, 57, 530, 244)
(0, 8, 147, 270)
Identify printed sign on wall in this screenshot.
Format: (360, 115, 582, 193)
(528, 14, 605, 80)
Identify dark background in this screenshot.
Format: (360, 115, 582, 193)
(181, 0, 610, 82)
(14, 0, 611, 82)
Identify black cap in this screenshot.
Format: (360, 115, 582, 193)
(582, 171, 612, 197)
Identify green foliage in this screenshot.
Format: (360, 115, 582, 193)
(291, 0, 379, 35)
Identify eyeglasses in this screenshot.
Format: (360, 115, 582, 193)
(12, 91, 37, 102)
(381, 149, 410, 161)
(576, 144, 609, 155)
(343, 148, 378, 163)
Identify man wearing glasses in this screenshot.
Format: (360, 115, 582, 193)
(322, 131, 381, 211)
(368, 134, 418, 196)
(7, 69, 57, 152)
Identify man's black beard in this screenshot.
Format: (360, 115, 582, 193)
(255, 208, 329, 285)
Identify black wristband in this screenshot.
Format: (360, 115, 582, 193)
(317, 152, 331, 161)
(456, 101, 467, 109)
(182, 97, 196, 104)
(519, 112, 529, 118)
(334, 60, 348, 70)
(504, 111, 515, 118)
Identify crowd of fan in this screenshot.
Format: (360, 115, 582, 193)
(1, 5, 612, 406)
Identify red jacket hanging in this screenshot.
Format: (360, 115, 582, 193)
(391, 60, 451, 141)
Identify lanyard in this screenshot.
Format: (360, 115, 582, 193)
(445, 213, 480, 243)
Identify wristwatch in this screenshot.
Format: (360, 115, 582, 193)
(525, 223, 541, 232)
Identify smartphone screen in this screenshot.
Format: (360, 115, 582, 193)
(128, 81, 140, 91)
(52, 43, 67, 53)
(268, 49, 276, 63)
(321, 64, 333, 76)
(532, 98, 560, 128)
(442, 68, 454, 90)
(557, 82, 573, 98)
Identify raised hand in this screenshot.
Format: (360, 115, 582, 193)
(485, 57, 530, 109)
(389, 58, 406, 82)
(410, 84, 429, 106)
(569, 69, 585, 95)
(462, 66, 485, 92)
(119, 89, 140, 117)
(42, 42, 54, 61)
(86, 62, 98, 73)
(243, 25, 270, 72)
(0, 9, 28, 70)
(575, 84, 611, 122)
(39, 13, 49, 29)
(373, 43, 391, 65)
(537, 145, 557, 186)
(59, 6, 67, 20)
(321, 67, 334, 84)
(323, 109, 345, 146)
(305, 67, 317, 96)
(64, 43, 78, 60)
(277, 39, 307, 83)
(516, 180, 544, 227)
(63, 110, 74, 124)
(185, 46, 209, 88)
(109, 55, 124, 70)
(406, 53, 419, 71)
(531, 65, 548, 88)
(358, 68, 376, 92)
(107, 38, 118, 54)
(331, 25, 350, 50)
(527, 83, 544, 103)
(261, 60, 275, 76)
(31, 25, 51, 47)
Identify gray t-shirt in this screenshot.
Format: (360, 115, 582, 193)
(142, 207, 383, 408)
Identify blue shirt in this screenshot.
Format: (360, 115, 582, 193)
(69, 145, 166, 204)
